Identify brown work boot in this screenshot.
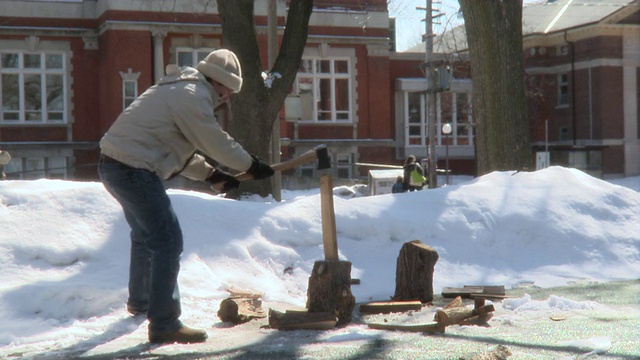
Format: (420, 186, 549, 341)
(149, 325, 208, 344)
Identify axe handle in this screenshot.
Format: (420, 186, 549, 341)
(235, 148, 319, 182)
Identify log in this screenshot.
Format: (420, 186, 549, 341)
(268, 308, 337, 330)
(393, 240, 439, 303)
(217, 296, 267, 324)
(359, 300, 423, 314)
(306, 260, 355, 325)
(442, 285, 505, 299)
(434, 296, 495, 326)
(367, 321, 445, 333)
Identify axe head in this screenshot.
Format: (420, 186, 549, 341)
(314, 145, 331, 171)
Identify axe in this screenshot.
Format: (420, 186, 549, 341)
(235, 144, 331, 182)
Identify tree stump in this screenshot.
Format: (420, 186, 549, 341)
(393, 240, 439, 303)
(306, 260, 355, 325)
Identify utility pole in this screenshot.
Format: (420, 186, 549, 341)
(418, 0, 438, 188)
(268, 0, 281, 201)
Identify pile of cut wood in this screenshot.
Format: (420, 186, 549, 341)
(360, 296, 495, 333)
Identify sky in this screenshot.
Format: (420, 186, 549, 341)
(390, 0, 543, 52)
(1, 166, 639, 358)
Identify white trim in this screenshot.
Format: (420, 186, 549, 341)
(623, 31, 640, 176)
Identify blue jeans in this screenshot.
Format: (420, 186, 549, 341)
(98, 157, 183, 334)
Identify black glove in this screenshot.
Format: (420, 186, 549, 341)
(207, 168, 240, 193)
(247, 155, 275, 180)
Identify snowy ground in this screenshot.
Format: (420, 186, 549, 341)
(0, 166, 639, 359)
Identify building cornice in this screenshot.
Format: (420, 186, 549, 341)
(524, 23, 640, 48)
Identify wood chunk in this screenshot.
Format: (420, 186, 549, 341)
(434, 300, 495, 326)
(442, 287, 484, 298)
(268, 308, 337, 330)
(217, 297, 266, 324)
(367, 321, 445, 333)
(465, 285, 505, 295)
(444, 296, 465, 309)
(393, 240, 439, 303)
(442, 285, 505, 299)
(359, 300, 423, 314)
(307, 260, 355, 325)
(226, 289, 263, 299)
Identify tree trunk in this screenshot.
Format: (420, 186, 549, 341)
(458, 0, 532, 175)
(306, 260, 355, 326)
(393, 240, 439, 303)
(217, 0, 313, 197)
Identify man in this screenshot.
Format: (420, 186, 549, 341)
(403, 155, 425, 191)
(0, 150, 11, 179)
(98, 49, 274, 344)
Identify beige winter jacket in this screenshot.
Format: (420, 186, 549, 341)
(99, 67, 253, 181)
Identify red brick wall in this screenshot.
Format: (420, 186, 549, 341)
(70, 36, 101, 141)
(98, 30, 154, 134)
(592, 67, 624, 139)
(365, 53, 392, 139)
(0, 127, 67, 142)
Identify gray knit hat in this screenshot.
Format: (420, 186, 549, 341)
(196, 49, 243, 93)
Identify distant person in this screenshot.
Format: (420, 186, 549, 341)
(392, 175, 407, 193)
(99, 49, 274, 344)
(403, 155, 425, 191)
(0, 150, 11, 180)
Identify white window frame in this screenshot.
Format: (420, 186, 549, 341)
(335, 153, 352, 179)
(0, 50, 67, 124)
(122, 80, 137, 110)
(291, 43, 358, 125)
(404, 91, 426, 147)
(437, 92, 473, 146)
(3, 156, 68, 179)
(119, 68, 141, 110)
(175, 47, 215, 68)
(403, 90, 474, 148)
(293, 56, 353, 123)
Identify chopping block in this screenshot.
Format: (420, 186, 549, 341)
(306, 173, 355, 325)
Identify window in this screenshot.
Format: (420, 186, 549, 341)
(1, 51, 66, 123)
(559, 127, 569, 141)
(455, 93, 471, 145)
(123, 80, 137, 109)
(336, 153, 352, 179)
(556, 45, 569, 56)
(403, 91, 473, 148)
(557, 73, 569, 107)
(299, 151, 353, 178)
(3, 156, 67, 179)
(406, 92, 425, 146)
(293, 58, 352, 122)
(176, 48, 214, 67)
(119, 68, 141, 110)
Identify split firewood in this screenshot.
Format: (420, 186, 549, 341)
(217, 294, 266, 324)
(367, 321, 445, 333)
(226, 289, 263, 299)
(359, 300, 423, 314)
(268, 308, 337, 330)
(442, 285, 505, 299)
(434, 296, 494, 326)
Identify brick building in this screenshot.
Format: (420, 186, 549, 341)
(0, 0, 638, 183)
